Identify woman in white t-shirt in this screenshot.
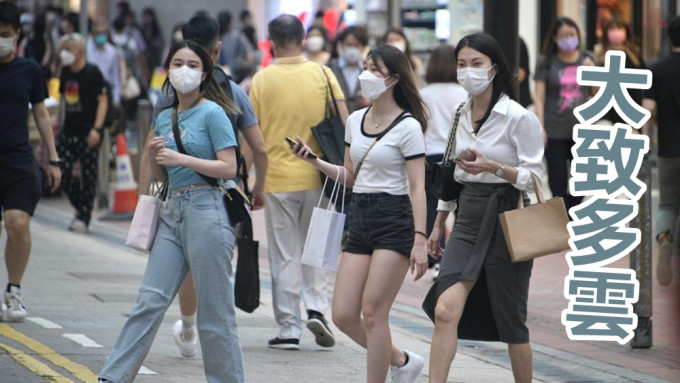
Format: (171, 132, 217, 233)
(291, 45, 429, 383)
(425, 33, 544, 383)
(420, 43, 468, 278)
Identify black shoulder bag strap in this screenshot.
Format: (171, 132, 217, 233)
(353, 110, 411, 180)
(320, 65, 341, 118)
(171, 107, 219, 189)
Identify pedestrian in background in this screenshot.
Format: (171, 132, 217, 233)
(642, 16, 680, 287)
(57, 33, 108, 233)
(534, 17, 594, 212)
(217, 10, 254, 83)
(0, 1, 61, 322)
(303, 25, 331, 65)
(427, 32, 544, 383)
(249, 14, 349, 351)
(327, 25, 372, 114)
(419, 43, 468, 280)
(98, 40, 245, 383)
(382, 27, 424, 86)
(291, 44, 429, 383)
(87, 20, 122, 109)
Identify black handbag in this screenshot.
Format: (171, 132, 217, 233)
(310, 66, 352, 203)
(234, 217, 260, 313)
(171, 108, 251, 225)
(433, 103, 466, 202)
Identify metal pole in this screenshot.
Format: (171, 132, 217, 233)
(630, 156, 653, 348)
(79, 0, 88, 37)
(484, 0, 519, 88)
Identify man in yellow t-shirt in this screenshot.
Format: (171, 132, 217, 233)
(249, 14, 348, 351)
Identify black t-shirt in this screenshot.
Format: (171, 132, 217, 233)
(59, 63, 106, 136)
(644, 52, 680, 157)
(0, 56, 48, 163)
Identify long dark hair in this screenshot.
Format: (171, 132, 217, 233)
(539, 17, 582, 71)
(455, 33, 517, 129)
(599, 17, 641, 67)
(162, 40, 239, 115)
(367, 45, 428, 132)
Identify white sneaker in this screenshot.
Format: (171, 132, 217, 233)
(172, 319, 197, 358)
(0, 301, 6, 321)
(68, 218, 89, 233)
(4, 286, 27, 322)
(390, 350, 424, 383)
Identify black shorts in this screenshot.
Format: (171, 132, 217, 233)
(0, 161, 42, 221)
(344, 192, 414, 258)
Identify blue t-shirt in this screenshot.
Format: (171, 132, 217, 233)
(154, 100, 237, 189)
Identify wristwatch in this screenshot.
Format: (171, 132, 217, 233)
(48, 159, 62, 167)
(494, 164, 505, 177)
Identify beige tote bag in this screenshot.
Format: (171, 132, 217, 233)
(499, 174, 570, 262)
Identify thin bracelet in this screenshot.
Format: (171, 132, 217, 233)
(415, 230, 428, 239)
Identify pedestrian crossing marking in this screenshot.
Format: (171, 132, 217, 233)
(0, 323, 98, 382)
(0, 342, 74, 383)
(63, 334, 104, 348)
(139, 366, 158, 375)
(26, 317, 64, 329)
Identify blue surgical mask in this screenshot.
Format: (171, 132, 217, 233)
(94, 34, 108, 46)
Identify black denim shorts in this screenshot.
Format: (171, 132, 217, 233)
(344, 192, 414, 258)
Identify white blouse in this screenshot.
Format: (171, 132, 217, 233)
(438, 94, 544, 211)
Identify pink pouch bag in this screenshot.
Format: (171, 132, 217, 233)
(126, 182, 167, 251)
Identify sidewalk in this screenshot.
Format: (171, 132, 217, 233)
(34, 193, 680, 383)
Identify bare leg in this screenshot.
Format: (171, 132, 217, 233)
(3, 210, 32, 285)
(178, 274, 197, 316)
(332, 252, 409, 381)
(508, 343, 533, 383)
(428, 280, 475, 383)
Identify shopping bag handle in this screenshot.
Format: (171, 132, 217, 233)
(517, 173, 544, 209)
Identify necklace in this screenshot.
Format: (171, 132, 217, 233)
(371, 108, 399, 129)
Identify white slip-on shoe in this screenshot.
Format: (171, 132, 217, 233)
(172, 319, 197, 358)
(390, 350, 425, 383)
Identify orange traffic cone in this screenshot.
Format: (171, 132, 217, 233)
(111, 133, 138, 214)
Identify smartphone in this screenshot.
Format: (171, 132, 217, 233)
(453, 149, 476, 162)
(285, 137, 317, 160)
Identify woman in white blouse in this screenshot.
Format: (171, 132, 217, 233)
(291, 45, 429, 383)
(425, 33, 544, 383)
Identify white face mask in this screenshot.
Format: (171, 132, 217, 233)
(389, 41, 406, 53)
(111, 34, 128, 46)
(358, 70, 392, 100)
(60, 50, 76, 66)
(457, 65, 496, 96)
(341, 46, 362, 64)
(0, 36, 15, 57)
(169, 66, 203, 94)
(306, 36, 324, 52)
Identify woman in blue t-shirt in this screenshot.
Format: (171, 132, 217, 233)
(98, 41, 245, 383)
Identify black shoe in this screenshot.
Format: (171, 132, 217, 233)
(268, 337, 300, 350)
(306, 310, 335, 347)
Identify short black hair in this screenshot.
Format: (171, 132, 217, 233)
(337, 25, 368, 47)
(0, 2, 20, 30)
(65, 11, 80, 32)
(240, 9, 251, 22)
(668, 16, 680, 47)
(218, 11, 232, 35)
(268, 14, 303, 47)
(182, 15, 220, 52)
(112, 17, 125, 33)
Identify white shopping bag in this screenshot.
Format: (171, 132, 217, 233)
(125, 182, 167, 251)
(302, 168, 347, 271)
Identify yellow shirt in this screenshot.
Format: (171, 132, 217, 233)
(250, 56, 345, 193)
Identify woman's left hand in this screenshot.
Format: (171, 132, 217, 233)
(410, 238, 429, 281)
(155, 148, 187, 167)
(456, 147, 495, 175)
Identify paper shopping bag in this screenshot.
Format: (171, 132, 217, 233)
(302, 207, 343, 271)
(125, 194, 161, 251)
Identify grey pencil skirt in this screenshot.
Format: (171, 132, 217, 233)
(423, 182, 533, 343)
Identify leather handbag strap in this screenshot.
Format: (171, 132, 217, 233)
(443, 103, 466, 161)
(353, 109, 410, 180)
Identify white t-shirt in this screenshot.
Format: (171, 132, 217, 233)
(345, 108, 425, 195)
(420, 83, 468, 156)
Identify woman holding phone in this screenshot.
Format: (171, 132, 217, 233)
(426, 33, 544, 383)
(290, 45, 428, 383)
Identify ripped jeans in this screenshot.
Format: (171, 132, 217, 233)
(99, 185, 244, 383)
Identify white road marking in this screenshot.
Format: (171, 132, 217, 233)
(26, 317, 63, 329)
(62, 334, 103, 348)
(138, 366, 158, 375)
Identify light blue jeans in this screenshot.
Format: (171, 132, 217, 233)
(99, 185, 244, 383)
(657, 156, 680, 242)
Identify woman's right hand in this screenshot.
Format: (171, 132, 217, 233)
(290, 135, 318, 162)
(147, 136, 165, 158)
(427, 224, 445, 259)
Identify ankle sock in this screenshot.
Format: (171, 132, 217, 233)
(181, 314, 195, 328)
(6, 284, 20, 293)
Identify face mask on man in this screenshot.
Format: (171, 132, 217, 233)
(358, 70, 393, 100)
(341, 46, 362, 64)
(0, 36, 15, 57)
(111, 34, 128, 46)
(457, 65, 496, 96)
(169, 66, 203, 94)
(607, 28, 627, 46)
(94, 33, 108, 46)
(306, 36, 324, 53)
(557, 36, 579, 52)
(60, 50, 76, 66)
